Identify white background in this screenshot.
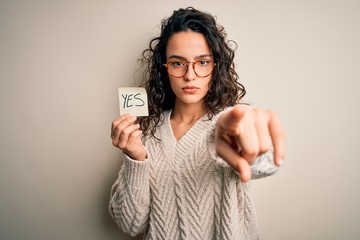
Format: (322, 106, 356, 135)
(1, 0, 359, 239)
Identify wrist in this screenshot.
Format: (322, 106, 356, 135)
(125, 148, 147, 161)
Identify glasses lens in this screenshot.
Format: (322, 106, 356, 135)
(194, 60, 214, 77)
(168, 61, 187, 77)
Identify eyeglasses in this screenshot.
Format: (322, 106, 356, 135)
(163, 59, 216, 78)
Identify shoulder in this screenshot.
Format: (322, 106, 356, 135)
(143, 109, 172, 145)
(163, 109, 172, 120)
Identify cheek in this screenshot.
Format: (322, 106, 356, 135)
(204, 78, 212, 90)
(169, 78, 179, 92)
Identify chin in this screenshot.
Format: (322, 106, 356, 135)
(177, 96, 205, 105)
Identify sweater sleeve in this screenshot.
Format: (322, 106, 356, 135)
(109, 153, 151, 236)
(250, 149, 279, 179)
(207, 108, 279, 180)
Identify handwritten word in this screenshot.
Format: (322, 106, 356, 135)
(121, 93, 145, 108)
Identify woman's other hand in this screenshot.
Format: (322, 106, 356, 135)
(215, 105, 285, 182)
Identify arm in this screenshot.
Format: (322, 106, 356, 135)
(109, 154, 151, 236)
(109, 114, 150, 235)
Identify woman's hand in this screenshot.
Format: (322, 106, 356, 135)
(111, 114, 147, 161)
(215, 105, 285, 182)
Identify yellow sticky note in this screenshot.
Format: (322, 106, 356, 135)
(118, 87, 149, 116)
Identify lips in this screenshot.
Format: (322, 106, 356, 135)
(182, 86, 199, 93)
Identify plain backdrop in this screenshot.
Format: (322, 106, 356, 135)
(1, 0, 359, 239)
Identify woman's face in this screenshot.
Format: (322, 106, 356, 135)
(165, 31, 214, 108)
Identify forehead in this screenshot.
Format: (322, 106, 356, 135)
(166, 31, 211, 58)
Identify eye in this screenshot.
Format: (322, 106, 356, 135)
(198, 60, 210, 66)
(170, 61, 185, 67)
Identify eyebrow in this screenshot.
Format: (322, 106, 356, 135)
(168, 54, 212, 61)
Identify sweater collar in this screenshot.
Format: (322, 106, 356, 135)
(159, 109, 212, 160)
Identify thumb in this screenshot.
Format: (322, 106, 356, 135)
(216, 134, 252, 182)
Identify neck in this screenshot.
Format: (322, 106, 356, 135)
(171, 100, 207, 124)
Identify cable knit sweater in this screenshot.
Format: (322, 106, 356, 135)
(109, 109, 278, 240)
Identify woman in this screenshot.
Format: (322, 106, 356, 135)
(110, 7, 284, 240)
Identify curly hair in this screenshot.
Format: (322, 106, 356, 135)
(138, 7, 246, 140)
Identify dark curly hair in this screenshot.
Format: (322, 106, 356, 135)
(138, 7, 246, 140)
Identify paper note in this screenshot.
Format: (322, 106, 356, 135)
(118, 87, 149, 116)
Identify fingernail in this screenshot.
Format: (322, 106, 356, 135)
(277, 158, 284, 166)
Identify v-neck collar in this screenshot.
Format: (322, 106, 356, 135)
(159, 109, 212, 161)
(167, 109, 209, 142)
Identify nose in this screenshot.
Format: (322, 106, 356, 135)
(184, 62, 196, 81)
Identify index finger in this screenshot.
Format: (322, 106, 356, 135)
(216, 134, 252, 182)
(219, 105, 248, 135)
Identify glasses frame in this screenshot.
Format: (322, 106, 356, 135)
(163, 59, 217, 78)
